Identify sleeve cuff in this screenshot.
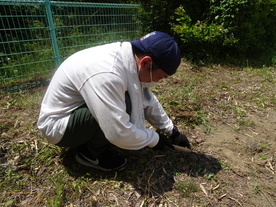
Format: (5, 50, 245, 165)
(147, 131, 159, 148)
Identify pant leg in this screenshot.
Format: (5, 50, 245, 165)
(56, 91, 132, 157)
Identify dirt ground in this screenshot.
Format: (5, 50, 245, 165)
(186, 65, 276, 207)
(0, 63, 275, 206)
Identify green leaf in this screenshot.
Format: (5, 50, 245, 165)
(5, 200, 14, 206)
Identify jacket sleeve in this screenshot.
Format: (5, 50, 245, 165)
(143, 88, 174, 136)
(79, 73, 159, 150)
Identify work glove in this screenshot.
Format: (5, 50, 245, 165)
(170, 126, 191, 149)
(152, 133, 174, 150)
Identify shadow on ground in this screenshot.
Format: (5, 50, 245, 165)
(61, 147, 222, 197)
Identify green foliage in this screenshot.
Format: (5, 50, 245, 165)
(130, 0, 275, 65)
(253, 183, 260, 194)
(0, 2, 141, 86)
(174, 6, 238, 46)
(173, 0, 276, 65)
(174, 179, 199, 197)
(134, 0, 181, 34)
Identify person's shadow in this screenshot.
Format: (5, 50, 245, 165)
(61, 147, 222, 197)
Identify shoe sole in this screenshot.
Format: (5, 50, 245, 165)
(75, 153, 126, 171)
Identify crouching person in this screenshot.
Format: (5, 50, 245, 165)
(38, 31, 191, 171)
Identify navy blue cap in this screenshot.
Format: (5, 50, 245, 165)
(130, 31, 181, 75)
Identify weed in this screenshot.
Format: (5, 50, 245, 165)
(70, 181, 79, 193)
(221, 82, 230, 89)
(48, 179, 66, 207)
(255, 67, 274, 80)
(194, 113, 211, 133)
(204, 172, 216, 180)
(5, 99, 16, 109)
(4, 200, 14, 206)
(253, 183, 260, 194)
(259, 155, 267, 160)
(220, 104, 233, 112)
(236, 117, 255, 128)
(174, 179, 199, 197)
(0, 124, 10, 133)
(220, 161, 231, 170)
(6, 167, 13, 181)
(249, 142, 270, 154)
(234, 107, 246, 117)
(234, 77, 242, 83)
(230, 71, 239, 77)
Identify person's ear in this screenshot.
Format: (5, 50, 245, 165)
(139, 56, 152, 70)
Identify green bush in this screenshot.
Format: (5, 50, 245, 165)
(131, 0, 275, 65)
(173, 0, 276, 65)
(136, 0, 181, 34)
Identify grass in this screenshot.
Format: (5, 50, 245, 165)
(154, 68, 211, 133)
(0, 62, 275, 206)
(174, 179, 199, 197)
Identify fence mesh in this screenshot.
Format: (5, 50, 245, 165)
(0, 0, 141, 88)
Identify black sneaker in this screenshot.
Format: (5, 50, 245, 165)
(75, 147, 127, 171)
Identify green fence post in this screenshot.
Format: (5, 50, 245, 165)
(44, 0, 61, 67)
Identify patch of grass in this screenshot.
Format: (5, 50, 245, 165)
(0, 124, 11, 134)
(0, 63, 275, 206)
(174, 179, 199, 197)
(236, 119, 254, 127)
(247, 66, 275, 81)
(259, 155, 267, 160)
(4, 88, 45, 110)
(155, 70, 212, 133)
(48, 181, 65, 207)
(194, 112, 211, 133)
(219, 161, 231, 171)
(249, 142, 270, 155)
(234, 107, 246, 117)
(204, 172, 217, 180)
(221, 82, 230, 89)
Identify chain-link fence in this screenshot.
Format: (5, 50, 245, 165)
(0, 0, 141, 87)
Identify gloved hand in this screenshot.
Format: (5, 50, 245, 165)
(170, 126, 191, 149)
(152, 133, 174, 150)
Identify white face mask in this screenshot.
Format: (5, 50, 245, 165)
(140, 62, 158, 88)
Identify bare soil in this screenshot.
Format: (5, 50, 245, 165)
(0, 64, 275, 206)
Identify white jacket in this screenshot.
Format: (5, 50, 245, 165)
(38, 42, 174, 150)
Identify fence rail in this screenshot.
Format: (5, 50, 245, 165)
(0, 0, 141, 87)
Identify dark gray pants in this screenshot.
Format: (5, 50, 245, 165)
(56, 92, 131, 157)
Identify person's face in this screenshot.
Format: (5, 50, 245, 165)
(138, 56, 169, 82)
